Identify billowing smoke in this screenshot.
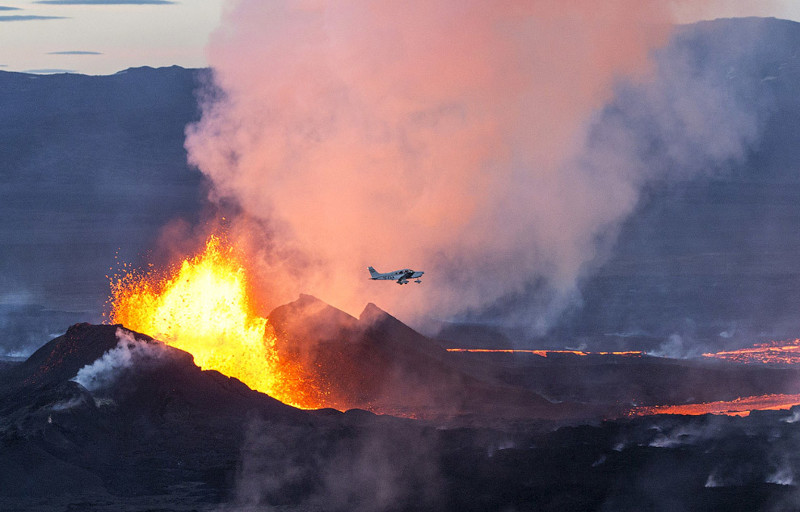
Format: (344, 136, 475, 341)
(184, 1, 756, 333)
(73, 328, 168, 391)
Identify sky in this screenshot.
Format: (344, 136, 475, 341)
(0, 1, 800, 75)
(2, 0, 800, 355)
(0, 0, 225, 74)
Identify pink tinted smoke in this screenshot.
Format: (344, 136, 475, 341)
(186, 0, 674, 327)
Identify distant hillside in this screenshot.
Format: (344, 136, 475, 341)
(0, 66, 208, 352)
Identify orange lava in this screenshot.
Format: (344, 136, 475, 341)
(108, 235, 323, 409)
(703, 339, 800, 365)
(446, 348, 644, 357)
(628, 393, 800, 417)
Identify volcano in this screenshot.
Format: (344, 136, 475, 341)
(0, 323, 303, 502)
(4, 318, 800, 511)
(267, 294, 571, 419)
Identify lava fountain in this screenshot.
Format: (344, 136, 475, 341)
(108, 235, 323, 409)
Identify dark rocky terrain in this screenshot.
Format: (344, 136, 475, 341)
(3, 321, 800, 511)
(447, 349, 800, 408)
(270, 295, 800, 418)
(268, 295, 572, 420)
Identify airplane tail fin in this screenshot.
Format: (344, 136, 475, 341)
(368, 266, 380, 278)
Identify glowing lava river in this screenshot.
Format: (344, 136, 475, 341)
(633, 340, 800, 417)
(702, 338, 800, 365)
(445, 348, 644, 357)
(449, 346, 800, 418)
(109, 235, 322, 410)
(627, 393, 800, 418)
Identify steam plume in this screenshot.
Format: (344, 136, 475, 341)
(73, 328, 167, 391)
(184, 1, 751, 332)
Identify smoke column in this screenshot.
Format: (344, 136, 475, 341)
(186, 1, 683, 331)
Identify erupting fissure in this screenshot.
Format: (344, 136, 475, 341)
(108, 235, 323, 409)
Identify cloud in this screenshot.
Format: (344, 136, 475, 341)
(36, 0, 174, 4)
(23, 68, 76, 74)
(48, 51, 103, 55)
(0, 6, 20, 10)
(0, 15, 66, 21)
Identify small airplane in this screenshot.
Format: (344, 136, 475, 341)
(368, 266, 424, 285)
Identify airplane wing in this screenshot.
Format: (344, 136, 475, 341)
(396, 270, 414, 284)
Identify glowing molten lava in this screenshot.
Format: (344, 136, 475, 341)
(628, 393, 800, 417)
(446, 348, 643, 357)
(703, 339, 800, 365)
(109, 236, 321, 409)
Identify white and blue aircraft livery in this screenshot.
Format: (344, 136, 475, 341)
(368, 266, 424, 285)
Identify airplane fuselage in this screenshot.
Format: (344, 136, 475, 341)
(368, 266, 424, 284)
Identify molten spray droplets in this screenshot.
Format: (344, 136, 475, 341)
(109, 236, 322, 409)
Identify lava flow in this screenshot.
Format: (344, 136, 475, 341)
(446, 348, 643, 357)
(108, 235, 323, 409)
(630, 339, 800, 416)
(628, 393, 800, 417)
(703, 339, 800, 364)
